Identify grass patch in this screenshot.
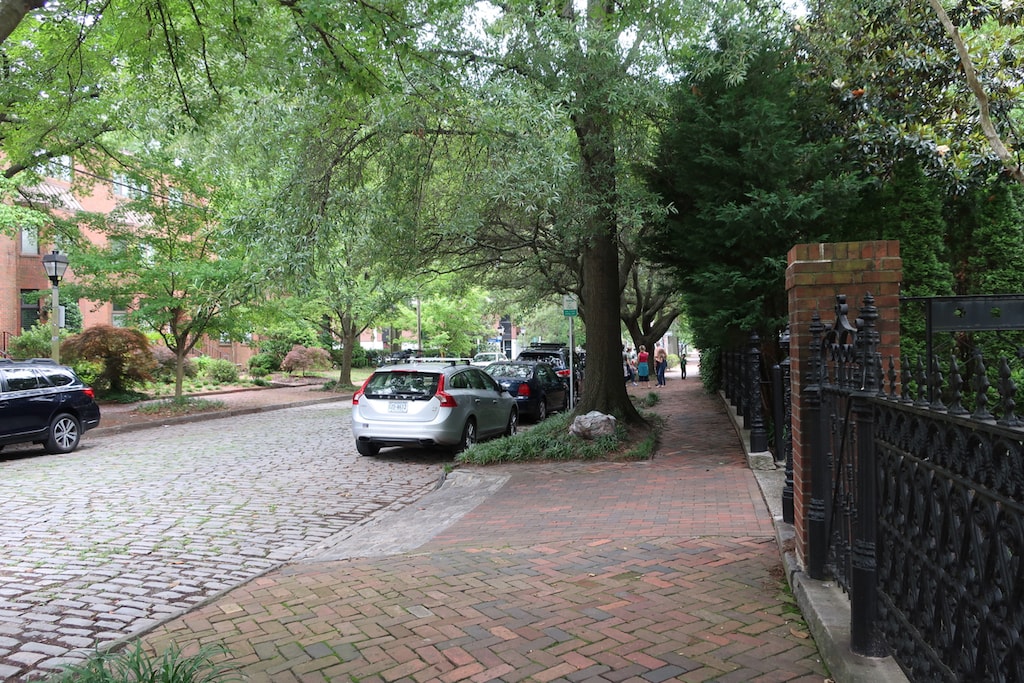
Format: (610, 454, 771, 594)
(636, 391, 660, 407)
(135, 397, 227, 417)
(457, 410, 662, 465)
(44, 642, 238, 682)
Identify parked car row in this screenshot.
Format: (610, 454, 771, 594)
(351, 363, 518, 456)
(350, 347, 578, 456)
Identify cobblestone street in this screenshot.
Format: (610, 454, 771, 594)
(0, 401, 443, 681)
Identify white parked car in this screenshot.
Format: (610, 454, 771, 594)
(352, 363, 518, 456)
(470, 351, 508, 366)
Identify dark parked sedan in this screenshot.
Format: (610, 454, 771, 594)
(485, 361, 568, 422)
(0, 358, 101, 454)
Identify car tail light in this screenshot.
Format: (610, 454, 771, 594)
(517, 384, 531, 397)
(83, 387, 95, 399)
(435, 375, 458, 408)
(352, 376, 372, 404)
(555, 368, 571, 378)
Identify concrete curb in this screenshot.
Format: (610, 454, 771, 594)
(720, 391, 909, 683)
(90, 394, 348, 438)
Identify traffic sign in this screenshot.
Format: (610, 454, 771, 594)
(563, 294, 578, 317)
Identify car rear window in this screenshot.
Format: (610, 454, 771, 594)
(40, 368, 76, 386)
(488, 363, 532, 379)
(364, 371, 440, 399)
(519, 352, 564, 368)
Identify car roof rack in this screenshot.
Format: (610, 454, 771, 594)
(0, 357, 59, 365)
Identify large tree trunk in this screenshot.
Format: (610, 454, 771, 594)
(0, 0, 44, 47)
(573, 17, 641, 422)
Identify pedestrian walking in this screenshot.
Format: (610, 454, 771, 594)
(654, 345, 668, 386)
(637, 345, 650, 385)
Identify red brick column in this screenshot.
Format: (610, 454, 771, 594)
(785, 241, 902, 569)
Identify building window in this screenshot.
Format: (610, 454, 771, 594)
(112, 172, 148, 199)
(20, 290, 41, 331)
(20, 227, 39, 255)
(219, 332, 231, 345)
(44, 155, 73, 182)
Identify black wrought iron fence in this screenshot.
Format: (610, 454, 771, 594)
(721, 332, 769, 455)
(806, 292, 1024, 682)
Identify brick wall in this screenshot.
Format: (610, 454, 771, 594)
(785, 240, 902, 568)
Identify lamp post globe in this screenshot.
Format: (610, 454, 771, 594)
(41, 250, 69, 362)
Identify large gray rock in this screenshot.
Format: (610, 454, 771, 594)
(569, 411, 617, 439)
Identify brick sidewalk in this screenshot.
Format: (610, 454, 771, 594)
(135, 370, 829, 682)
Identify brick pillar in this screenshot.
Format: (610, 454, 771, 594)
(785, 241, 902, 569)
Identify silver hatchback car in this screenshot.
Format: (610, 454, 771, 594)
(351, 363, 518, 456)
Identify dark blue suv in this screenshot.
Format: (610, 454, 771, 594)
(0, 358, 101, 454)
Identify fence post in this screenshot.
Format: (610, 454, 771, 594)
(748, 331, 769, 452)
(850, 293, 887, 657)
(772, 363, 784, 461)
(779, 326, 794, 524)
(806, 311, 828, 580)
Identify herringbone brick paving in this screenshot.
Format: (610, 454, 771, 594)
(137, 367, 828, 682)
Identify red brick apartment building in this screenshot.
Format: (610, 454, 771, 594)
(1, 157, 254, 365)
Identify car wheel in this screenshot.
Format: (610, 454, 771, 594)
(505, 408, 518, 437)
(536, 398, 547, 422)
(356, 440, 380, 456)
(457, 419, 477, 453)
(44, 413, 81, 454)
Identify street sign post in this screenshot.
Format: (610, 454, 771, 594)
(563, 295, 578, 406)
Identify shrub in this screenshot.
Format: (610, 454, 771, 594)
(193, 355, 213, 375)
(204, 358, 240, 384)
(60, 326, 155, 396)
(257, 325, 320, 367)
(7, 321, 56, 359)
(281, 345, 331, 375)
(248, 352, 278, 377)
(150, 346, 197, 382)
(44, 642, 237, 683)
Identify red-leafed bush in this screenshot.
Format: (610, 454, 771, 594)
(61, 325, 156, 395)
(280, 345, 331, 376)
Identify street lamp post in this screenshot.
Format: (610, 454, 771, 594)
(42, 250, 69, 363)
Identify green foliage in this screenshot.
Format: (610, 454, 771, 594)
(635, 391, 661, 408)
(796, 0, 1024, 189)
(67, 158, 261, 390)
(44, 641, 238, 683)
(62, 302, 84, 334)
(699, 346, 722, 394)
(7, 322, 55, 359)
(864, 159, 955, 362)
(956, 181, 1024, 295)
(60, 326, 155, 396)
(247, 353, 278, 377)
(150, 346, 197, 382)
(257, 325, 320, 368)
(645, 34, 865, 352)
(203, 358, 240, 384)
(135, 397, 227, 417)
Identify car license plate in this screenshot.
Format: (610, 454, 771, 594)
(388, 401, 408, 414)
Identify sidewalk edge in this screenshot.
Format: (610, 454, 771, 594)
(720, 391, 909, 683)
